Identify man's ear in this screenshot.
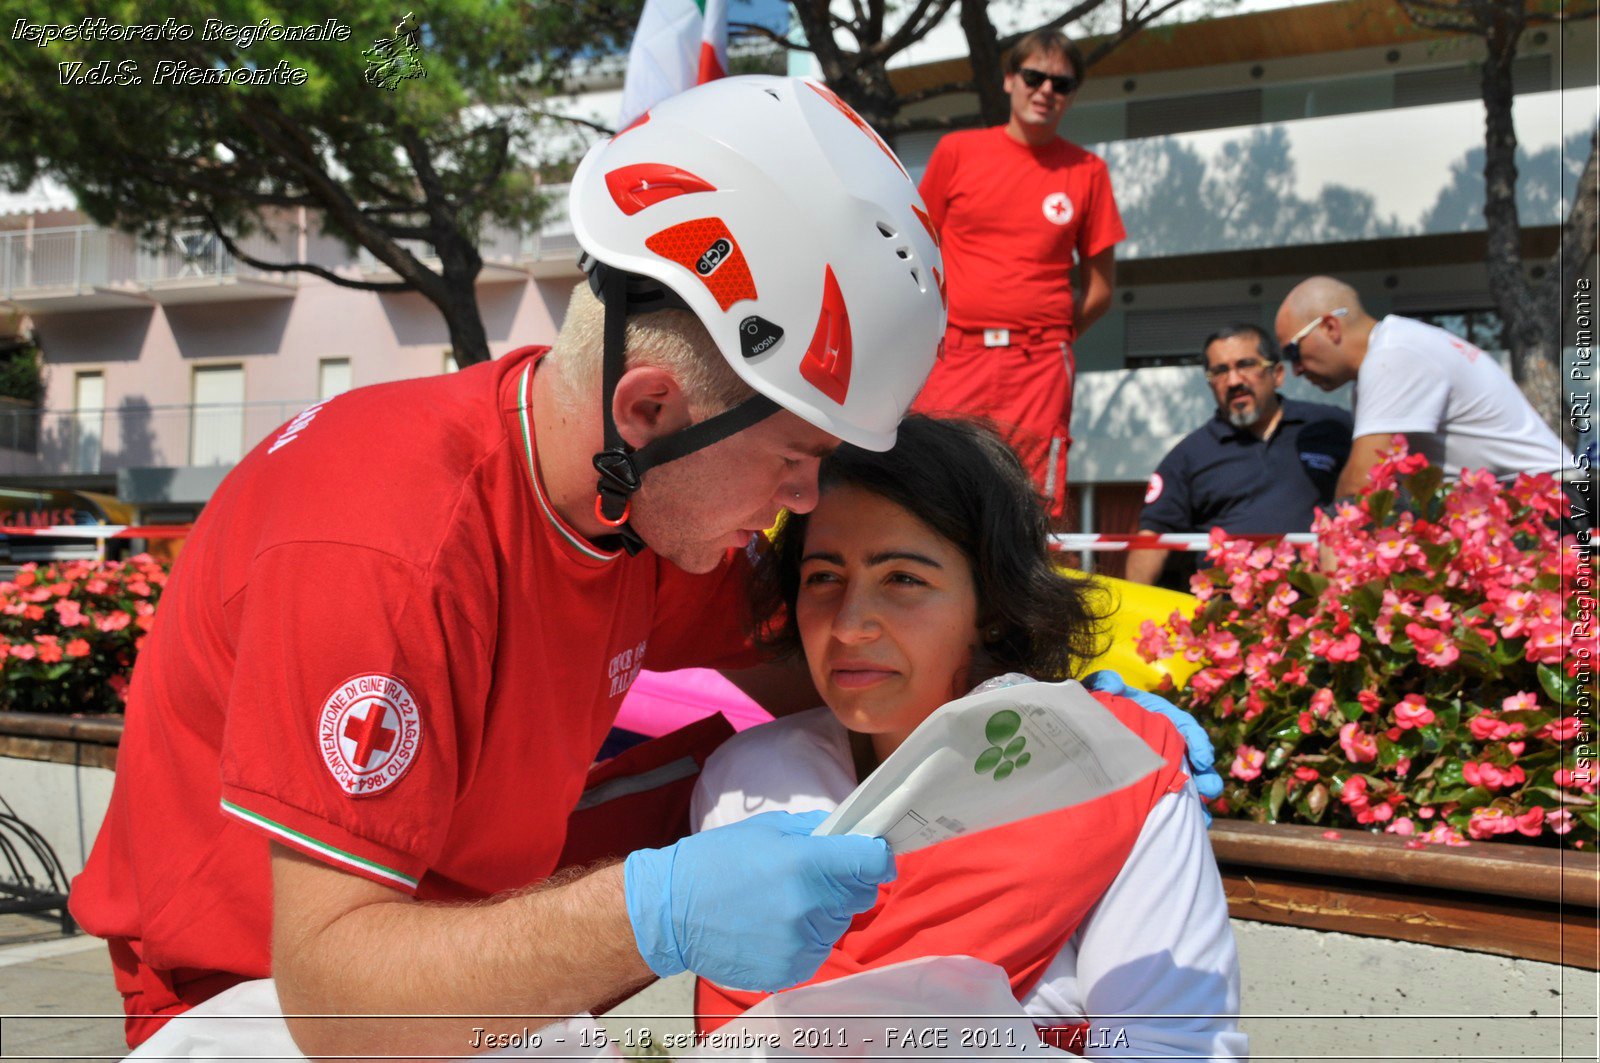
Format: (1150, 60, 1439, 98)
(1324, 315, 1344, 345)
(612, 365, 694, 449)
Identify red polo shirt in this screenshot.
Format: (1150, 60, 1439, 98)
(70, 347, 758, 1043)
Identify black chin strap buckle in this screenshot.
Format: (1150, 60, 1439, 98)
(592, 446, 641, 528)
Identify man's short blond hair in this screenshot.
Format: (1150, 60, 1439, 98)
(548, 282, 754, 419)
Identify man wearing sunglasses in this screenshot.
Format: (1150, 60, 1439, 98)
(1126, 324, 1352, 589)
(1274, 276, 1569, 502)
(913, 29, 1125, 523)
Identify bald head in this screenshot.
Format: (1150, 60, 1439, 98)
(1279, 276, 1364, 324)
(1273, 276, 1374, 391)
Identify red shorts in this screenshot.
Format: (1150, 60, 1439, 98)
(913, 325, 1075, 519)
(105, 937, 247, 1047)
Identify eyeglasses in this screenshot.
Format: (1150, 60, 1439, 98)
(1204, 357, 1276, 380)
(1282, 307, 1347, 365)
(1018, 67, 1079, 95)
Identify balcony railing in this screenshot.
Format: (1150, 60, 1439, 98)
(0, 400, 316, 476)
(0, 225, 295, 300)
(4, 187, 582, 303)
(355, 184, 579, 275)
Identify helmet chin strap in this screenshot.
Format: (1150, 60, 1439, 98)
(587, 259, 780, 556)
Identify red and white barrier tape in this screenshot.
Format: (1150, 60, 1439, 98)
(0, 525, 193, 540)
(1049, 532, 1317, 552)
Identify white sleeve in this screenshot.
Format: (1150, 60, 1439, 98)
(690, 711, 855, 833)
(1024, 782, 1248, 1061)
(1352, 343, 1448, 437)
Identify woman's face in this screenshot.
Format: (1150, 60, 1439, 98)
(796, 484, 983, 757)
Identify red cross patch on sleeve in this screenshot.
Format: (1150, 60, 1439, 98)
(1145, 472, 1164, 504)
(318, 674, 423, 797)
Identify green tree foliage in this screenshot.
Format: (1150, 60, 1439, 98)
(1395, 0, 1598, 433)
(0, 2, 642, 364)
(742, 0, 1226, 139)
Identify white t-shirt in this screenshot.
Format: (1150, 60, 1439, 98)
(692, 708, 1248, 1061)
(1354, 316, 1570, 477)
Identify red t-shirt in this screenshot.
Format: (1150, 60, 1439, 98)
(918, 127, 1124, 333)
(70, 347, 757, 1028)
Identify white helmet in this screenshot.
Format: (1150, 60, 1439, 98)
(570, 75, 946, 453)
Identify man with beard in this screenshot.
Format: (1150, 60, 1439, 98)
(1126, 324, 1352, 589)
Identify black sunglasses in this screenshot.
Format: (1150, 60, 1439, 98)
(1018, 67, 1079, 95)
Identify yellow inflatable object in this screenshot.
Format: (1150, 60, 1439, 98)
(1061, 565, 1201, 691)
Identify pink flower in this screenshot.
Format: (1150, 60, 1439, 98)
(1463, 761, 1526, 792)
(1548, 809, 1575, 835)
(1231, 745, 1266, 782)
(1540, 717, 1581, 742)
(1297, 711, 1314, 734)
(1356, 690, 1381, 715)
(1339, 722, 1378, 763)
(1468, 807, 1519, 839)
(1420, 595, 1453, 623)
(1553, 769, 1596, 793)
(1405, 623, 1460, 668)
(54, 599, 86, 627)
(1392, 694, 1435, 730)
(1514, 807, 1545, 837)
(1310, 687, 1335, 718)
(9, 643, 36, 660)
(1325, 633, 1361, 662)
(1469, 712, 1513, 741)
(1386, 816, 1417, 836)
(1293, 766, 1320, 783)
(65, 638, 91, 658)
(1418, 823, 1470, 847)
(1500, 691, 1539, 713)
(1207, 633, 1242, 662)
(96, 612, 130, 633)
(1136, 620, 1172, 662)
(35, 640, 62, 664)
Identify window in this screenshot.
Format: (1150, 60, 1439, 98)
(1124, 304, 1263, 367)
(190, 365, 245, 466)
(318, 358, 352, 401)
(71, 371, 104, 474)
(1407, 308, 1506, 352)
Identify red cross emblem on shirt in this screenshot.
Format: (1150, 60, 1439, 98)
(342, 701, 398, 771)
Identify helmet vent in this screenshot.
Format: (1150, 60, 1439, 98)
(876, 221, 897, 239)
(894, 247, 910, 260)
(909, 267, 923, 290)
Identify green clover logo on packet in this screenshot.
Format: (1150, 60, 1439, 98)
(974, 709, 1031, 781)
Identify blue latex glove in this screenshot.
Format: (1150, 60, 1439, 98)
(1085, 669, 1223, 814)
(623, 809, 895, 992)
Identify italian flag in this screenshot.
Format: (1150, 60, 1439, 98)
(618, 0, 728, 128)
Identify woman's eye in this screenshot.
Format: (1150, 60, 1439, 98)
(888, 572, 927, 587)
(802, 570, 840, 587)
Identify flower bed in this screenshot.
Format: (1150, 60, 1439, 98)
(1139, 446, 1597, 848)
(0, 555, 166, 714)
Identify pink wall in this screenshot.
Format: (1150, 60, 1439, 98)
(24, 212, 581, 471)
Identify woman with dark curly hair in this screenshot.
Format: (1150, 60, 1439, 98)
(692, 415, 1245, 1059)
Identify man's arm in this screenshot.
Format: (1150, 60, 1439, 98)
(1076, 247, 1115, 335)
(1124, 539, 1167, 586)
(272, 845, 650, 1061)
(1335, 432, 1395, 500)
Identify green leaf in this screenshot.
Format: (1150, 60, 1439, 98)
(1367, 489, 1395, 525)
(1268, 777, 1288, 822)
(1405, 464, 1445, 512)
(1537, 664, 1576, 708)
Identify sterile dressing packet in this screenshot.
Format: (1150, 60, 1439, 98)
(813, 676, 1164, 852)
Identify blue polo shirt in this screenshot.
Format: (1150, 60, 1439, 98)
(1140, 397, 1353, 537)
